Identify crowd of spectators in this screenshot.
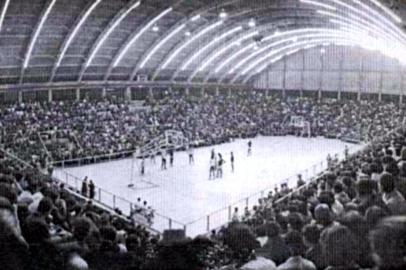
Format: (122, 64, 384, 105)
(1, 92, 404, 167)
(0, 150, 160, 270)
(209, 125, 406, 270)
(1, 91, 406, 269)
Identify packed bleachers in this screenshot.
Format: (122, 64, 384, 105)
(1, 92, 406, 270)
(1, 93, 404, 166)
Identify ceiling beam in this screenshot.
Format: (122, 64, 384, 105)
(49, 0, 102, 82)
(19, 0, 57, 84)
(129, 0, 242, 82)
(103, 6, 173, 82)
(77, 0, 141, 82)
(0, 80, 246, 92)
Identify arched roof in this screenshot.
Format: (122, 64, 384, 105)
(0, 0, 405, 89)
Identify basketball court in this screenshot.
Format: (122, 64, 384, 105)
(54, 136, 362, 236)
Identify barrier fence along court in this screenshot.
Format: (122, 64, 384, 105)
(53, 142, 359, 236)
(3, 137, 373, 236)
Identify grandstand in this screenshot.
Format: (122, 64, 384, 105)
(1, 1, 406, 270)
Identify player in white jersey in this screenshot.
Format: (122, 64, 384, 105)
(187, 146, 194, 165)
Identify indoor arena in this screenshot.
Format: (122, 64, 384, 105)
(1, 1, 406, 270)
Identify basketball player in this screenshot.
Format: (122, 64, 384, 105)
(217, 153, 224, 178)
(326, 154, 332, 169)
(247, 140, 252, 156)
(140, 158, 145, 176)
(169, 149, 174, 167)
(209, 150, 217, 180)
(230, 151, 234, 173)
(187, 146, 194, 165)
(344, 145, 349, 160)
(150, 153, 156, 164)
(161, 152, 167, 170)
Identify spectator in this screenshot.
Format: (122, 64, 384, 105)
(81, 179, 88, 198)
(232, 207, 240, 222)
(321, 225, 359, 270)
(277, 230, 316, 270)
(379, 173, 406, 215)
(340, 211, 374, 267)
(313, 204, 336, 229)
(21, 218, 63, 270)
(259, 222, 290, 266)
(303, 224, 326, 270)
(369, 216, 406, 270)
(88, 180, 95, 200)
(365, 206, 387, 230)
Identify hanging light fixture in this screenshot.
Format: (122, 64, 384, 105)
(248, 18, 256, 28)
(219, 9, 227, 19)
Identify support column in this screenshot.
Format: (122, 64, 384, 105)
(48, 89, 53, 102)
(148, 87, 153, 97)
(358, 54, 365, 101)
(300, 50, 305, 98)
(185, 88, 190, 96)
(215, 87, 219, 96)
(378, 71, 383, 102)
(75, 88, 80, 101)
(282, 57, 287, 98)
(201, 87, 205, 96)
(319, 51, 324, 101)
(125, 87, 131, 101)
(18, 91, 23, 103)
(338, 49, 344, 101)
(102, 88, 107, 98)
(401, 71, 405, 105)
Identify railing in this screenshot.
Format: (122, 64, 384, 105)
(182, 160, 328, 237)
(51, 150, 136, 168)
(51, 140, 363, 237)
(183, 125, 405, 237)
(0, 147, 179, 235)
(181, 143, 363, 237)
(52, 169, 187, 233)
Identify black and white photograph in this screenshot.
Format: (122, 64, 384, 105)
(0, 0, 406, 269)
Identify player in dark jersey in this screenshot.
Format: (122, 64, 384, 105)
(169, 149, 174, 167)
(140, 158, 145, 176)
(161, 152, 167, 170)
(217, 153, 224, 178)
(230, 151, 234, 173)
(247, 140, 252, 156)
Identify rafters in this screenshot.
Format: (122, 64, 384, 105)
(0, 0, 10, 32)
(49, 0, 102, 82)
(103, 6, 173, 81)
(77, 0, 141, 81)
(0, 0, 401, 87)
(20, 0, 57, 84)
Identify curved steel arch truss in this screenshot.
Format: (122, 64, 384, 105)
(0, 0, 402, 88)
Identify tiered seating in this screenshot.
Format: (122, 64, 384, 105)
(1, 93, 406, 270)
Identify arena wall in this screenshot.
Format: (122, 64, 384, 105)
(253, 45, 406, 97)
